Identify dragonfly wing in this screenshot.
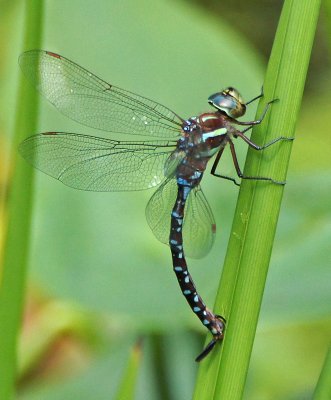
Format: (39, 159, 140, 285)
(19, 132, 177, 191)
(183, 186, 216, 259)
(145, 179, 215, 258)
(145, 177, 178, 246)
(19, 50, 184, 139)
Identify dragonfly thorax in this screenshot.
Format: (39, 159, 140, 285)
(178, 115, 229, 164)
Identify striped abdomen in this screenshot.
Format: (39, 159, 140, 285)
(169, 183, 225, 360)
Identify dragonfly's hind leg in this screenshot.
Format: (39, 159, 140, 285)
(210, 146, 241, 186)
(211, 139, 292, 186)
(229, 141, 289, 185)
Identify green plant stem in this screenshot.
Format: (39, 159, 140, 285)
(193, 0, 321, 398)
(313, 346, 331, 400)
(0, 1, 43, 399)
(323, 0, 331, 50)
(115, 339, 143, 400)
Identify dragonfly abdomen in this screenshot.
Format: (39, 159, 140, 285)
(169, 184, 225, 360)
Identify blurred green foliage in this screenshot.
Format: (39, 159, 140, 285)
(0, 0, 330, 399)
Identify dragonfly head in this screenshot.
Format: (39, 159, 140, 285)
(208, 87, 246, 118)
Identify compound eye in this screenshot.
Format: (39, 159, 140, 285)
(208, 87, 246, 118)
(224, 87, 243, 104)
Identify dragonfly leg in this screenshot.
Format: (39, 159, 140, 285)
(211, 146, 241, 186)
(229, 141, 287, 185)
(235, 99, 279, 127)
(245, 85, 264, 106)
(211, 135, 293, 186)
(236, 131, 295, 151)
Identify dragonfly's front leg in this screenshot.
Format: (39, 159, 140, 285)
(245, 85, 264, 106)
(233, 96, 294, 149)
(234, 99, 278, 127)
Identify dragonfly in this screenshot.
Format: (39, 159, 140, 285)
(19, 50, 291, 362)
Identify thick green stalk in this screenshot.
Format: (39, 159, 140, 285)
(313, 346, 331, 400)
(193, 0, 321, 398)
(0, 1, 43, 399)
(324, 0, 331, 50)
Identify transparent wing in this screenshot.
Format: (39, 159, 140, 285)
(184, 185, 216, 258)
(145, 178, 216, 259)
(145, 178, 177, 246)
(19, 132, 177, 191)
(19, 50, 184, 139)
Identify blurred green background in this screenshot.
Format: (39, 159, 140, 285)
(1, 0, 330, 399)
